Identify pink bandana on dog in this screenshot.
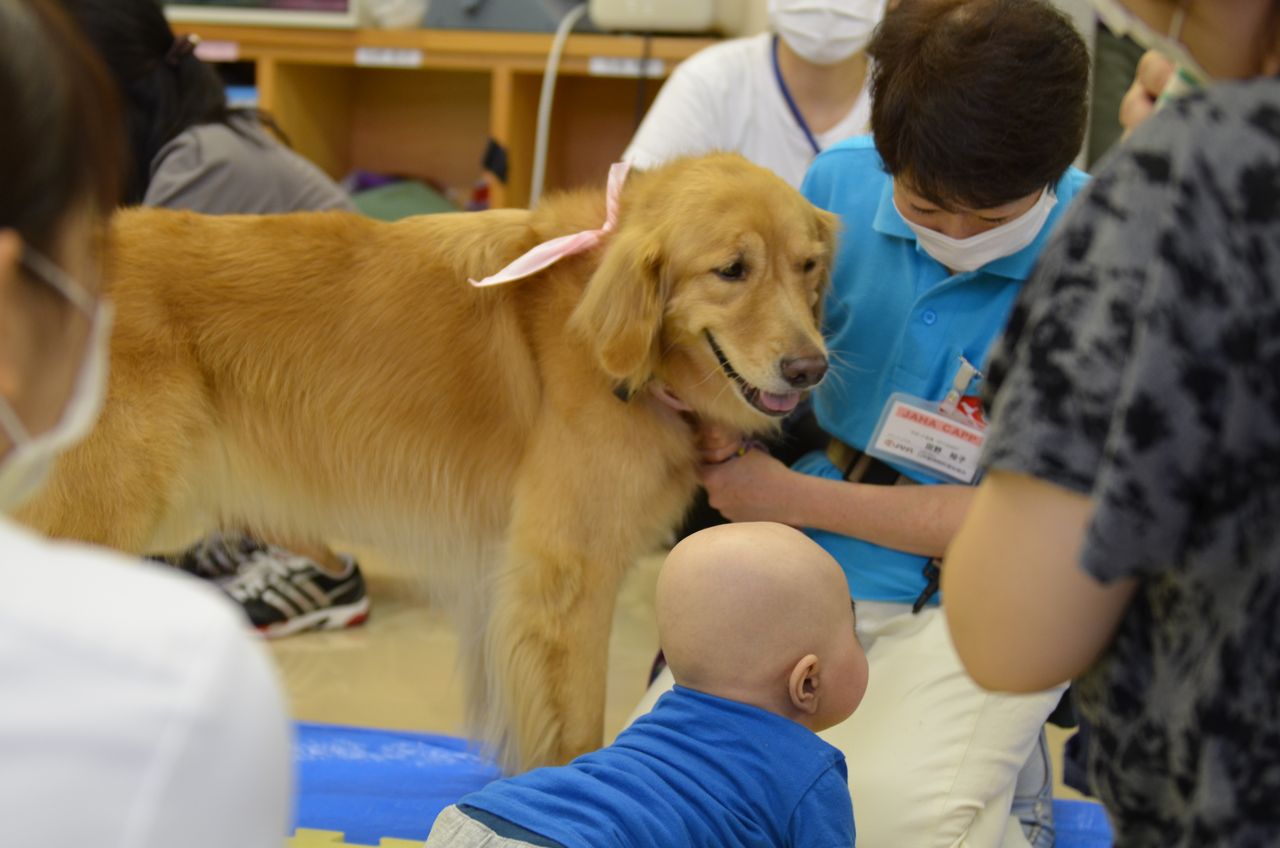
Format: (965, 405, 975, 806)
(469, 162, 631, 288)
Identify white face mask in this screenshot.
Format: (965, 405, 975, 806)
(0, 247, 112, 513)
(769, 0, 886, 66)
(894, 188, 1059, 274)
(1089, 0, 1211, 94)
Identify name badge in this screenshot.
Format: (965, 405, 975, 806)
(866, 393, 986, 484)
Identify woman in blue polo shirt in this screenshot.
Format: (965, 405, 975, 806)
(640, 2, 1093, 846)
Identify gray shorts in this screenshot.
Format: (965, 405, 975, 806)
(425, 805, 545, 848)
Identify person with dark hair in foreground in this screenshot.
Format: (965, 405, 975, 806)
(636, 1, 1092, 845)
(944, 1, 1280, 845)
(60, 0, 370, 640)
(0, 1, 290, 844)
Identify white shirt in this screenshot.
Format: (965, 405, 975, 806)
(624, 33, 872, 188)
(0, 520, 291, 848)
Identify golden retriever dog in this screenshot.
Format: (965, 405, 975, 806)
(19, 153, 836, 771)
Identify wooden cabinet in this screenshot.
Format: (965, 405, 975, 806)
(179, 25, 716, 208)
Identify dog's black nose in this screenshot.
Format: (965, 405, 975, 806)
(780, 355, 828, 388)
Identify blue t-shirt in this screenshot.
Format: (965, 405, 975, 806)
(796, 135, 1090, 604)
(458, 686, 854, 848)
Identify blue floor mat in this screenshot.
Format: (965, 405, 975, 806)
(293, 722, 1114, 846)
(294, 722, 501, 845)
(1053, 798, 1115, 848)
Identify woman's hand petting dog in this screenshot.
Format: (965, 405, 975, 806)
(695, 420, 746, 464)
(699, 445, 800, 525)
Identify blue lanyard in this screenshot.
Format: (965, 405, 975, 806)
(771, 34, 822, 157)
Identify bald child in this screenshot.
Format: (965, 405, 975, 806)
(426, 522, 867, 848)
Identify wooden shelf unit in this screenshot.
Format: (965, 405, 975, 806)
(179, 25, 716, 208)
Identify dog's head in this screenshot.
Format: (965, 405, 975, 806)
(569, 154, 838, 432)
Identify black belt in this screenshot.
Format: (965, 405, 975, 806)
(825, 437, 914, 486)
(824, 437, 940, 613)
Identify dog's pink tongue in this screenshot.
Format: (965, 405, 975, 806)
(760, 391, 801, 413)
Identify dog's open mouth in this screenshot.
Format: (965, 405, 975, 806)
(705, 332, 802, 417)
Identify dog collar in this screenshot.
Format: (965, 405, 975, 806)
(611, 380, 692, 415)
(469, 162, 630, 288)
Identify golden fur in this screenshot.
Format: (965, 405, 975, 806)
(19, 154, 837, 771)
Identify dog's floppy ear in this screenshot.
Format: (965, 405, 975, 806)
(569, 226, 666, 396)
(815, 206, 841, 269)
(813, 205, 841, 315)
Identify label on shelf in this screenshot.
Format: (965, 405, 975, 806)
(588, 57, 666, 78)
(354, 47, 425, 68)
(195, 40, 240, 63)
(224, 85, 259, 108)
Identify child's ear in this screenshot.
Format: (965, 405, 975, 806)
(788, 654, 822, 715)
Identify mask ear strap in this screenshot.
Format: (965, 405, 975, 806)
(18, 248, 95, 315)
(1167, 3, 1188, 39)
(0, 391, 32, 444)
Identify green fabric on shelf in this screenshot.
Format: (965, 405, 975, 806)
(353, 180, 457, 221)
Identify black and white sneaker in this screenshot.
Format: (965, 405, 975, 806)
(222, 548, 370, 638)
(154, 531, 268, 581)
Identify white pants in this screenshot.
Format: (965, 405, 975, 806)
(630, 602, 1064, 848)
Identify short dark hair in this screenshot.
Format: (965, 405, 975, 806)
(868, 0, 1090, 210)
(0, 0, 123, 254)
(59, 0, 237, 205)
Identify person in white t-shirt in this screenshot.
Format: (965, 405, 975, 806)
(0, 3, 291, 846)
(624, 0, 886, 188)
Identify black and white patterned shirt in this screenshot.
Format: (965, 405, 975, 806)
(981, 77, 1280, 847)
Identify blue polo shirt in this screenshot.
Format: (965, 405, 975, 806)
(796, 135, 1089, 604)
(456, 686, 853, 848)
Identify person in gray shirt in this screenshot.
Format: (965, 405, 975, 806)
(146, 112, 354, 215)
(62, 0, 370, 640)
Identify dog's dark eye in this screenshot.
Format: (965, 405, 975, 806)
(716, 261, 748, 282)
(803, 258, 818, 273)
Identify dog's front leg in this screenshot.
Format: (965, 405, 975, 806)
(483, 504, 627, 773)
(476, 401, 660, 774)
